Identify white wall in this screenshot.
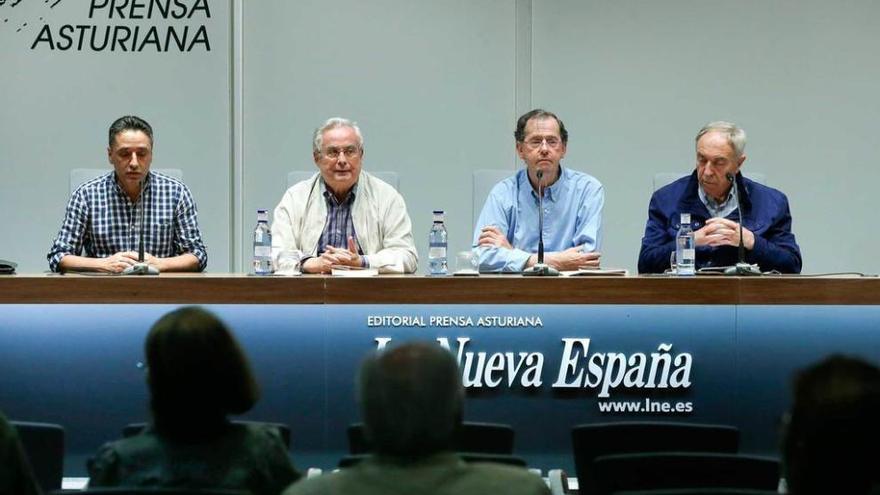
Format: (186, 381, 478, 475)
(2, 1, 878, 274)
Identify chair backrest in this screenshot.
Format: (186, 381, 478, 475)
(609, 489, 780, 495)
(286, 171, 399, 191)
(338, 452, 527, 469)
(54, 489, 250, 495)
(572, 422, 740, 494)
(122, 420, 291, 449)
(11, 421, 65, 492)
(347, 421, 514, 455)
(592, 452, 780, 495)
(472, 169, 514, 229)
(70, 169, 183, 194)
(652, 172, 766, 191)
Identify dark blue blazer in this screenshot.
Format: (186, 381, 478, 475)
(638, 171, 802, 274)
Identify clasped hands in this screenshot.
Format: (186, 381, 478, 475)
(100, 251, 160, 273)
(302, 237, 363, 274)
(696, 218, 755, 250)
(478, 225, 601, 271)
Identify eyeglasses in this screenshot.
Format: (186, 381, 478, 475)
(322, 146, 361, 159)
(523, 137, 562, 150)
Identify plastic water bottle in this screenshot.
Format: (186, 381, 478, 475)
(253, 209, 274, 275)
(676, 212, 695, 276)
(428, 210, 448, 276)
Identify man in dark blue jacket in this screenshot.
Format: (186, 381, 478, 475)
(638, 121, 802, 274)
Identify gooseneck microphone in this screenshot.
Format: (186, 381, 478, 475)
(523, 169, 560, 277)
(537, 170, 546, 263)
(723, 172, 761, 276)
(122, 174, 160, 276)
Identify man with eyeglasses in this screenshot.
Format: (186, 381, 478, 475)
(473, 109, 604, 272)
(271, 117, 418, 274)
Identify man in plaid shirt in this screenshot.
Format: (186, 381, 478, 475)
(47, 116, 207, 273)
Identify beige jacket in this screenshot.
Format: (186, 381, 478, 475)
(271, 171, 418, 273)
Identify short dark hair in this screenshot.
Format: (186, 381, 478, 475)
(783, 355, 880, 495)
(146, 306, 259, 439)
(108, 115, 153, 148)
(514, 108, 568, 144)
(359, 342, 463, 459)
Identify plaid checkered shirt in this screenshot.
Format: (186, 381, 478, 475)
(311, 183, 367, 267)
(47, 171, 208, 272)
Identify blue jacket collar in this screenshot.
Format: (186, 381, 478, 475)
(678, 170, 753, 217)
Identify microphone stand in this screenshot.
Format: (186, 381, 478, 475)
(523, 169, 559, 277)
(122, 174, 160, 276)
(723, 172, 762, 276)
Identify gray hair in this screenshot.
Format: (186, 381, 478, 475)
(696, 121, 746, 157)
(358, 341, 464, 458)
(312, 117, 364, 155)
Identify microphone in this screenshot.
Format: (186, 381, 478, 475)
(723, 172, 761, 276)
(122, 174, 160, 276)
(537, 170, 545, 263)
(523, 169, 559, 277)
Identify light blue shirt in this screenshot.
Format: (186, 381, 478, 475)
(472, 167, 604, 272)
(698, 183, 737, 219)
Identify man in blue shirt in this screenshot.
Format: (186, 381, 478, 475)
(47, 116, 207, 273)
(637, 121, 801, 274)
(473, 109, 604, 272)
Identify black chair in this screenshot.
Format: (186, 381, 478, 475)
(51, 489, 249, 495)
(347, 421, 514, 455)
(122, 421, 291, 448)
(459, 452, 527, 467)
(572, 422, 740, 494)
(612, 490, 779, 495)
(11, 421, 65, 492)
(592, 452, 780, 495)
(338, 452, 528, 468)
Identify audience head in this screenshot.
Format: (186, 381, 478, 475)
(145, 306, 259, 439)
(358, 341, 464, 459)
(0, 411, 42, 495)
(783, 354, 880, 495)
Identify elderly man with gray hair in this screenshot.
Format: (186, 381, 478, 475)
(272, 117, 418, 274)
(638, 121, 802, 273)
(283, 341, 550, 495)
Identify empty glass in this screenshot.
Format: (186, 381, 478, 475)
(455, 251, 479, 276)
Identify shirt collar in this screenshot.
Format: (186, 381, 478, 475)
(522, 166, 565, 203)
(323, 181, 357, 206)
(697, 181, 734, 212)
(111, 170, 152, 201)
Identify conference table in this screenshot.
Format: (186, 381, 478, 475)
(1, 273, 879, 475)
